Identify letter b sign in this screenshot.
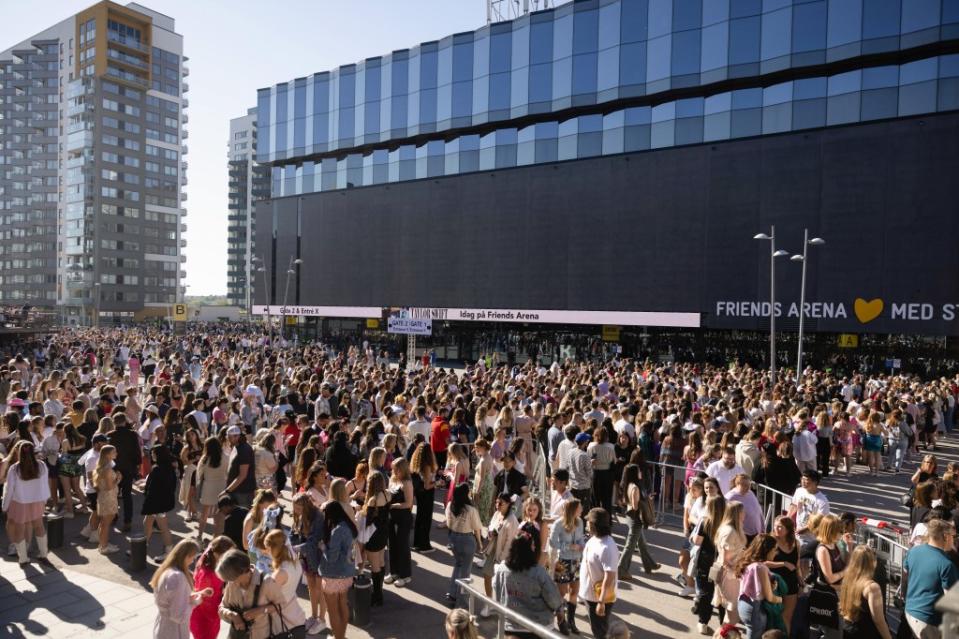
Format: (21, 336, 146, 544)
(173, 304, 188, 322)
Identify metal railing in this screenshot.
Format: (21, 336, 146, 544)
(753, 482, 795, 529)
(457, 578, 566, 639)
(647, 461, 688, 528)
(855, 525, 910, 627)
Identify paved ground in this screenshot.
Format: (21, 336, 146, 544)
(1, 434, 953, 638)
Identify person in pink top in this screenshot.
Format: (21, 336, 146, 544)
(128, 353, 140, 386)
(190, 536, 236, 639)
(735, 534, 782, 639)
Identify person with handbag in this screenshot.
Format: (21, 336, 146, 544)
(217, 549, 287, 639)
(734, 534, 782, 639)
(549, 497, 585, 636)
(616, 463, 659, 580)
(264, 529, 308, 638)
(191, 536, 237, 639)
(577, 507, 619, 639)
(811, 514, 852, 639)
(691, 493, 725, 635)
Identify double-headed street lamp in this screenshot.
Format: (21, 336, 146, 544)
(281, 256, 303, 338)
(251, 255, 272, 342)
(753, 227, 790, 386)
(790, 229, 825, 387)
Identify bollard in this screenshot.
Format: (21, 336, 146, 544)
(129, 535, 147, 572)
(350, 572, 372, 627)
(45, 514, 64, 549)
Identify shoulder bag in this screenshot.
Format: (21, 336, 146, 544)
(807, 584, 839, 629)
(266, 602, 304, 639)
(226, 577, 263, 639)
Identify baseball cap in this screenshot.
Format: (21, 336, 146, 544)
(92, 434, 109, 444)
(574, 432, 592, 445)
(226, 425, 242, 436)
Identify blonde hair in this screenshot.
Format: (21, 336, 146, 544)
(816, 514, 843, 545)
(92, 445, 116, 490)
(149, 539, 199, 590)
(839, 545, 877, 623)
(250, 489, 277, 525)
(264, 529, 294, 570)
(445, 608, 480, 639)
(561, 497, 581, 533)
(329, 477, 348, 506)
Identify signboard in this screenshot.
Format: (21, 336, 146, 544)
(253, 305, 699, 328)
(388, 316, 432, 336)
(837, 334, 859, 348)
(173, 303, 188, 322)
(602, 325, 621, 341)
(366, 319, 380, 329)
(285, 316, 296, 326)
(404, 307, 699, 328)
(252, 305, 381, 319)
(886, 358, 902, 369)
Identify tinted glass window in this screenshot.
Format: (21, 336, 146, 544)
(573, 8, 599, 54)
(901, 0, 939, 34)
(791, 1, 826, 53)
(827, 0, 862, 47)
(620, 0, 650, 43)
(648, 0, 672, 38)
(701, 23, 729, 71)
(672, 29, 701, 76)
(729, 16, 760, 65)
(862, 0, 900, 39)
(761, 8, 791, 61)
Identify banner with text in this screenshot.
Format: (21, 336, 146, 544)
(388, 316, 433, 336)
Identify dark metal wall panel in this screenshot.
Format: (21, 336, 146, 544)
(259, 112, 959, 335)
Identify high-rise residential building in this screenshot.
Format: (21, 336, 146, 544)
(227, 108, 269, 311)
(0, 1, 188, 324)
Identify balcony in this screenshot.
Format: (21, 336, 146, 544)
(182, 113, 188, 124)
(182, 81, 189, 93)
(179, 223, 187, 232)
(106, 33, 150, 54)
(182, 65, 189, 77)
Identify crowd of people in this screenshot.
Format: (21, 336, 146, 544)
(0, 325, 957, 639)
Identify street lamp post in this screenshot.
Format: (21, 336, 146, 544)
(790, 229, 825, 387)
(93, 283, 101, 328)
(281, 257, 303, 339)
(753, 227, 789, 386)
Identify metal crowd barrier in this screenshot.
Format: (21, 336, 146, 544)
(457, 578, 566, 639)
(855, 525, 910, 618)
(753, 482, 795, 529)
(647, 461, 689, 528)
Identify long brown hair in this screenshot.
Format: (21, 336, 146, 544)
(734, 533, 778, 577)
(839, 545, 878, 622)
(149, 539, 199, 590)
(14, 441, 40, 481)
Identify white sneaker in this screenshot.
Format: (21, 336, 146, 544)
(395, 577, 411, 587)
(678, 585, 695, 598)
(384, 574, 398, 585)
(7, 543, 16, 557)
(307, 618, 327, 635)
(698, 623, 712, 635)
(87, 532, 100, 544)
(79, 525, 91, 537)
(473, 556, 485, 568)
(99, 545, 119, 555)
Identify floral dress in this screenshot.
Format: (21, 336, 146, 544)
(473, 454, 496, 526)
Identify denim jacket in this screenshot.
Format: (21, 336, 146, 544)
(549, 518, 585, 561)
(318, 522, 356, 579)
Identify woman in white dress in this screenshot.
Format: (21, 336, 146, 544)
(264, 529, 308, 635)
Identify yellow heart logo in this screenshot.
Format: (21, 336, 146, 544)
(854, 298, 884, 323)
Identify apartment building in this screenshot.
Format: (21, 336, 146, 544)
(0, 1, 188, 324)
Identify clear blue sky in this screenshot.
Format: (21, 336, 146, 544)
(1, 0, 487, 296)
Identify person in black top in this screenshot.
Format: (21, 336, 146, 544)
(325, 430, 357, 480)
(217, 494, 250, 550)
(108, 412, 141, 532)
(493, 453, 528, 507)
(142, 444, 177, 558)
(224, 426, 255, 507)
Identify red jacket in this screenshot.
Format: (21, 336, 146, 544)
(430, 416, 450, 453)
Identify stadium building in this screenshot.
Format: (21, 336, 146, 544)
(252, 0, 959, 369)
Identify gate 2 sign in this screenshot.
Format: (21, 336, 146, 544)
(388, 316, 432, 336)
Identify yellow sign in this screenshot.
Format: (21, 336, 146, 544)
(285, 316, 297, 326)
(173, 303, 188, 322)
(366, 319, 380, 329)
(602, 325, 620, 342)
(837, 334, 859, 348)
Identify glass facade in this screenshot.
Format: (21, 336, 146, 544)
(259, 0, 959, 195)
